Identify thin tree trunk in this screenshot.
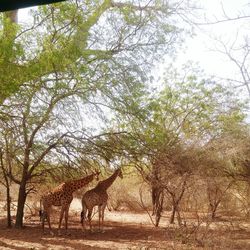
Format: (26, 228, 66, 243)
(6, 185, 12, 227)
(170, 204, 177, 224)
(155, 191, 164, 227)
(176, 207, 182, 226)
(167, 176, 187, 225)
(210, 201, 220, 220)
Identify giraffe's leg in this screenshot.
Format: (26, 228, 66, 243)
(87, 207, 93, 232)
(46, 208, 54, 236)
(42, 205, 53, 236)
(81, 204, 87, 233)
(40, 210, 45, 234)
(100, 203, 106, 233)
(58, 207, 65, 236)
(64, 205, 71, 235)
(98, 205, 102, 232)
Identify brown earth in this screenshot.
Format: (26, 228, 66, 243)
(1, 207, 250, 249)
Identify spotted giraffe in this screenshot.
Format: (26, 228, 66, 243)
(81, 168, 123, 233)
(40, 170, 100, 236)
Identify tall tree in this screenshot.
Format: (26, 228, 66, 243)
(0, 0, 191, 104)
(0, 0, 193, 228)
(117, 67, 247, 225)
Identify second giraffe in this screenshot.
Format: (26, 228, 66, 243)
(81, 168, 123, 233)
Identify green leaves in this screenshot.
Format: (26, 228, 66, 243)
(0, 0, 186, 104)
(121, 66, 247, 161)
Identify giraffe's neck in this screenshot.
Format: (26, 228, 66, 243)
(67, 173, 94, 192)
(97, 170, 119, 191)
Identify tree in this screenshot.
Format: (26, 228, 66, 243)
(0, 68, 142, 228)
(0, 0, 193, 228)
(119, 66, 247, 226)
(149, 148, 192, 225)
(191, 107, 249, 218)
(0, 80, 74, 227)
(206, 177, 233, 219)
(0, 0, 190, 104)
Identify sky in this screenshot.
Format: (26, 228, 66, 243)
(176, 0, 250, 80)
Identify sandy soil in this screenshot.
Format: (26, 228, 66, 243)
(1, 202, 250, 250)
(0, 210, 176, 250)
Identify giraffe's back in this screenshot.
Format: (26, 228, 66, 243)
(82, 189, 108, 208)
(42, 184, 73, 207)
(41, 192, 60, 208)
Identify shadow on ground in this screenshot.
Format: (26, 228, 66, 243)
(0, 217, 172, 249)
(1, 214, 250, 250)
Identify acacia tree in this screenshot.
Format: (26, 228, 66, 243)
(0, 75, 130, 228)
(0, 0, 194, 228)
(118, 66, 247, 226)
(206, 177, 233, 219)
(215, 135, 250, 217)
(149, 149, 192, 226)
(0, 79, 76, 227)
(0, 0, 194, 104)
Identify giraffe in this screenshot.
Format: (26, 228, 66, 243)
(40, 170, 100, 236)
(80, 168, 123, 233)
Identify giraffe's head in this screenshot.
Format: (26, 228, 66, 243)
(117, 168, 123, 179)
(93, 169, 101, 181)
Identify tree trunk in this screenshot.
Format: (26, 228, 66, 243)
(155, 191, 164, 227)
(6, 185, 12, 228)
(211, 209, 216, 220)
(210, 202, 219, 220)
(170, 205, 177, 224)
(176, 207, 182, 226)
(15, 180, 27, 228)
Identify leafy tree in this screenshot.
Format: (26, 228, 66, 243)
(0, 0, 192, 228)
(0, 0, 190, 104)
(117, 66, 247, 225)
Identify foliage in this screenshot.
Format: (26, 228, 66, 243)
(0, 0, 193, 228)
(0, 0, 186, 104)
(0, 0, 249, 233)
(113, 65, 248, 225)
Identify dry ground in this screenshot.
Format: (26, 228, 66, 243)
(1, 201, 250, 249)
(0, 210, 178, 250)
